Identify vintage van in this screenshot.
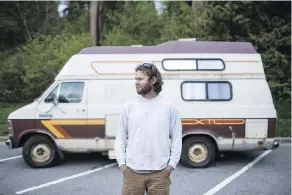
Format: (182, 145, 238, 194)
(6, 39, 279, 168)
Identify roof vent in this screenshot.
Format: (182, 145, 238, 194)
(178, 38, 196, 41)
(131, 45, 143, 47)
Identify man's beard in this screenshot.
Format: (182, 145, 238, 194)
(136, 84, 152, 95)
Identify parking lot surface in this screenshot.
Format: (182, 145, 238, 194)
(0, 143, 290, 195)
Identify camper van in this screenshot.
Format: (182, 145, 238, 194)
(6, 39, 279, 168)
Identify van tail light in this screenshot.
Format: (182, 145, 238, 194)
(267, 118, 276, 138)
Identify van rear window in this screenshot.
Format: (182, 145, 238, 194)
(181, 81, 232, 101)
(162, 59, 225, 71)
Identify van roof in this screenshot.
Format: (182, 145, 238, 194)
(78, 40, 258, 54)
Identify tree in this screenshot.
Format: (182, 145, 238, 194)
(102, 1, 162, 46)
(201, 1, 291, 102)
(0, 1, 59, 51)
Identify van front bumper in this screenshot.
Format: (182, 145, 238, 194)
(6, 139, 12, 149)
(5, 136, 16, 149)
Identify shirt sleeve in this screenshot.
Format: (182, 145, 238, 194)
(168, 106, 182, 169)
(114, 102, 130, 167)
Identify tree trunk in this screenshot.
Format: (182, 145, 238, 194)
(45, 1, 48, 22)
(192, 1, 195, 9)
(17, 3, 32, 41)
(99, 1, 104, 44)
(90, 1, 97, 45)
(90, 1, 104, 46)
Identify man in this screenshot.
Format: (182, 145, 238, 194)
(114, 63, 182, 195)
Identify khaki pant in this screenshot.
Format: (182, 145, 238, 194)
(122, 167, 172, 195)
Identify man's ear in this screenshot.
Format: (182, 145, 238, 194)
(151, 76, 157, 85)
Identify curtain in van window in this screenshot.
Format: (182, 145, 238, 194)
(182, 83, 206, 100)
(207, 83, 230, 100)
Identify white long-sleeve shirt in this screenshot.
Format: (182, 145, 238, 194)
(114, 95, 182, 171)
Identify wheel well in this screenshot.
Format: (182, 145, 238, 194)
(19, 133, 54, 147)
(182, 134, 219, 154)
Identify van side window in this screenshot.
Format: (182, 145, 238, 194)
(162, 59, 225, 71)
(45, 82, 84, 103)
(197, 60, 224, 70)
(181, 81, 232, 101)
(163, 59, 196, 70)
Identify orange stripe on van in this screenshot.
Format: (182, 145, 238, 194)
(54, 125, 72, 138)
(41, 119, 105, 138)
(41, 120, 65, 138)
(182, 119, 245, 125)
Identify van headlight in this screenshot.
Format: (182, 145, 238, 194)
(8, 120, 13, 136)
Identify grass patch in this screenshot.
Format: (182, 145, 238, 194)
(0, 124, 7, 136)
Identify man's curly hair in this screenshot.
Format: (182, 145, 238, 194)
(135, 63, 164, 94)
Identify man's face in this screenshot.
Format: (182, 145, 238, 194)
(135, 70, 152, 95)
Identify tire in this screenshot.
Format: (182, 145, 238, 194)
(181, 136, 216, 168)
(22, 135, 60, 168)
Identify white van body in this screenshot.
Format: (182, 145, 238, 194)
(6, 40, 279, 168)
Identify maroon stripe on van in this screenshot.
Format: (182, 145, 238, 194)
(61, 125, 105, 138)
(78, 41, 257, 54)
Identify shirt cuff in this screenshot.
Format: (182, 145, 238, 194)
(168, 159, 178, 170)
(117, 159, 126, 167)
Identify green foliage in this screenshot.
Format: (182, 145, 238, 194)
(21, 33, 92, 100)
(50, 14, 90, 36)
(0, 49, 26, 102)
(159, 2, 195, 41)
(0, 1, 59, 50)
(275, 103, 291, 137)
(1, 33, 92, 102)
(201, 1, 291, 103)
(275, 103, 291, 119)
(102, 1, 163, 46)
(276, 119, 291, 137)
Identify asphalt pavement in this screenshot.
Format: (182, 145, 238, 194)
(0, 142, 290, 195)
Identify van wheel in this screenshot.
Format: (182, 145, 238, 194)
(181, 136, 216, 168)
(22, 135, 59, 168)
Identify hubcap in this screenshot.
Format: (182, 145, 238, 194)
(30, 143, 52, 164)
(188, 143, 208, 163)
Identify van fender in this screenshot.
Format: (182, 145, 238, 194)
(18, 129, 65, 160)
(182, 130, 218, 141)
(182, 131, 219, 148)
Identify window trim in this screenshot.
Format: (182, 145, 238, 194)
(180, 81, 233, 101)
(44, 84, 60, 103)
(162, 58, 226, 71)
(44, 81, 85, 104)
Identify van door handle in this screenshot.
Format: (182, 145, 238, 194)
(76, 108, 86, 112)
